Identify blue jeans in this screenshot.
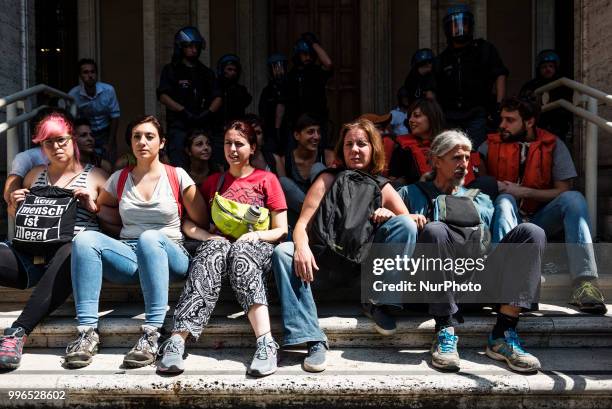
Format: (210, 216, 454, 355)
(272, 215, 418, 346)
(71, 230, 190, 328)
(491, 191, 597, 280)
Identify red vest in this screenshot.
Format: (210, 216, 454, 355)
(396, 134, 479, 184)
(382, 135, 396, 177)
(486, 128, 557, 213)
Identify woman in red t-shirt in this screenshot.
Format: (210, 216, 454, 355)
(158, 120, 288, 377)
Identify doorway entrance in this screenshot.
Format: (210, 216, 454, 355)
(269, 0, 361, 142)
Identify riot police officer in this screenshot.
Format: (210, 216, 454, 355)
(286, 32, 334, 154)
(157, 26, 217, 167)
(206, 54, 253, 164)
(520, 50, 572, 142)
(404, 48, 436, 104)
(434, 5, 509, 148)
(259, 53, 290, 155)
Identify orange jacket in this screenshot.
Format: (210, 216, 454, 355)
(382, 135, 396, 176)
(396, 134, 479, 184)
(486, 128, 557, 213)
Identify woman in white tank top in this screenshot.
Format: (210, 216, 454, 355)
(65, 115, 209, 370)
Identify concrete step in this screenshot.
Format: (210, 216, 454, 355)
(1, 273, 611, 304)
(1, 302, 611, 349)
(0, 347, 611, 408)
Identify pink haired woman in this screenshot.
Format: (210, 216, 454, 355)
(0, 110, 107, 370)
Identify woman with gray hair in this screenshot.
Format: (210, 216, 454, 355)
(396, 129, 546, 374)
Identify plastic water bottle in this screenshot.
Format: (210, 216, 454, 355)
(243, 205, 261, 231)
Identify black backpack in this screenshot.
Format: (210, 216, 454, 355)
(308, 169, 388, 272)
(12, 186, 78, 255)
(416, 181, 491, 256)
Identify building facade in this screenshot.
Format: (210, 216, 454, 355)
(1, 0, 611, 228)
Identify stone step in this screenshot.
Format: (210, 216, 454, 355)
(0, 347, 611, 408)
(1, 273, 611, 304)
(1, 302, 611, 349)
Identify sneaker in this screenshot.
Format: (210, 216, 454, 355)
(0, 327, 27, 370)
(156, 334, 186, 374)
(430, 327, 460, 371)
(247, 333, 278, 377)
(64, 327, 99, 369)
(569, 280, 607, 315)
(486, 329, 541, 373)
(123, 325, 160, 368)
(362, 303, 397, 335)
(303, 341, 328, 373)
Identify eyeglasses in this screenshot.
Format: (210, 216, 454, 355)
(42, 136, 72, 149)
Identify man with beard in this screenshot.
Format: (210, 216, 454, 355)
(433, 5, 508, 148)
(520, 50, 573, 142)
(158, 26, 217, 167)
(259, 53, 290, 155)
(479, 96, 606, 314)
(398, 129, 545, 373)
(69, 59, 121, 161)
(286, 33, 334, 159)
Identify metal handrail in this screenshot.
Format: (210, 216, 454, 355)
(0, 83, 76, 239)
(535, 77, 612, 108)
(541, 99, 612, 133)
(535, 77, 612, 237)
(0, 83, 73, 110)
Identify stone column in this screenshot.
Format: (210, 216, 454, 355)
(77, 0, 100, 69)
(535, 0, 555, 66)
(418, 0, 432, 49)
(472, 0, 487, 40)
(142, 0, 158, 116)
(360, 0, 391, 113)
(236, 0, 268, 112)
(195, 0, 211, 67)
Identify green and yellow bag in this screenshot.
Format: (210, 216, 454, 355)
(210, 172, 270, 239)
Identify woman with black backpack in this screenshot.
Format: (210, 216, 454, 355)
(0, 111, 108, 370)
(271, 118, 426, 373)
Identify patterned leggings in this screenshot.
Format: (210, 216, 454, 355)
(173, 238, 274, 339)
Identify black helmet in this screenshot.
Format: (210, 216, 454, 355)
(267, 53, 288, 81)
(292, 39, 315, 65)
(217, 54, 242, 79)
(411, 48, 434, 67)
(443, 4, 474, 44)
(536, 49, 560, 68)
(173, 26, 205, 62)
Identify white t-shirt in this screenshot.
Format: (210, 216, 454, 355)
(104, 167, 194, 241)
(10, 147, 49, 177)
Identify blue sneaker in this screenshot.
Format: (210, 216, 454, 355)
(430, 327, 460, 371)
(303, 341, 328, 372)
(486, 329, 541, 373)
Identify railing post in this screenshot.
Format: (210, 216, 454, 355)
(586, 96, 598, 238)
(68, 99, 77, 118)
(6, 103, 18, 239)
